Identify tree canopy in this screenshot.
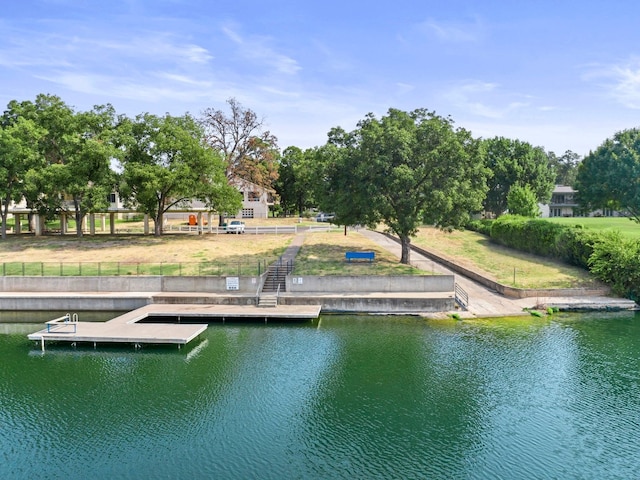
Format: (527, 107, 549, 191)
(483, 136, 555, 217)
(507, 184, 541, 217)
(0, 116, 46, 238)
(317, 108, 489, 264)
(575, 128, 640, 222)
(119, 113, 240, 236)
(200, 98, 279, 188)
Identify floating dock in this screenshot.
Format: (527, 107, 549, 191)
(27, 304, 322, 351)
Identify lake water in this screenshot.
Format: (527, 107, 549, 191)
(1, 313, 639, 479)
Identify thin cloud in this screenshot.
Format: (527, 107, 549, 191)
(582, 58, 640, 108)
(418, 17, 484, 43)
(444, 81, 531, 119)
(221, 23, 301, 75)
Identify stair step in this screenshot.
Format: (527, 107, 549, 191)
(258, 296, 278, 308)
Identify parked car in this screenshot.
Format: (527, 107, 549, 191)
(315, 212, 335, 223)
(226, 220, 245, 234)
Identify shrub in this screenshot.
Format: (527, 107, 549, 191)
(555, 227, 602, 269)
(588, 233, 640, 301)
(466, 219, 492, 236)
(490, 215, 565, 257)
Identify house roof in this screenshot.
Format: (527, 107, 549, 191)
(553, 185, 576, 193)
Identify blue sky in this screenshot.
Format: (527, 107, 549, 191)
(2, 0, 640, 156)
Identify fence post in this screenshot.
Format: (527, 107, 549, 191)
(60, 262, 63, 276)
(22, 262, 25, 276)
(41, 263, 44, 276)
(117, 262, 120, 276)
(137, 263, 140, 276)
(98, 262, 101, 276)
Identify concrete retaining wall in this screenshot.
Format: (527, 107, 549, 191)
(280, 295, 454, 313)
(0, 275, 262, 293)
(0, 295, 151, 312)
(286, 275, 454, 293)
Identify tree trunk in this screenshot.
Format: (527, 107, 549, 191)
(73, 197, 83, 237)
(1, 211, 7, 240)
(1, 195, 10, 239)
(154, 212, 163, 236)
(400, 235, 411, 264)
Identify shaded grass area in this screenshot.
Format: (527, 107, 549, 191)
(413, 227, 601, 289)
(294, 231, 424, 275)
(545, 216, 640, 239)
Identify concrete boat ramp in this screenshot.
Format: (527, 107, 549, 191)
(27, 304, 322, 351)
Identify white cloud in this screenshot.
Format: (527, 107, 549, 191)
(583, 58, 640, 109)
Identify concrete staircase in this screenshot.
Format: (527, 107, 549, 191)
(257, 233, 303, 308)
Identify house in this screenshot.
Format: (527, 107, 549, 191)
(541, 185, 579, 217)
(540, 185, 625, 218)
(230, 177, 276, 219)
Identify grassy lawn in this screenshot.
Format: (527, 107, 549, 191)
(545, 216, 640, 239)
(0, 234, 292, 276)
(294, 231, 423, 275)
(413, 227, 600, 289)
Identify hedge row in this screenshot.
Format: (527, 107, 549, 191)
(467, 215, 640, 300)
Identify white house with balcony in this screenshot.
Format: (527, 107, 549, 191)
(540, 185, 625, 218)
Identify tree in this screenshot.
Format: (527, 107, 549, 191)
(119, 113, 240, 236)
(575, 128, 640, 222)
(507, 184, 541, 217)
(200, 98, 279, 186)
(53, 104, 119, 236)
(0, 116, 46, 238)
(483, 137, 555, 217)
(275, 146, 317, 215)
(6, 95, 76, 226)
(318, 108, 489, 264)
(548, 149, 581, 186)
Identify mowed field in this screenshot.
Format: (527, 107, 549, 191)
(413, 227, 600, 289)
(546, 216, 640, 239)
(0, 216, 615, 288)
(0, 233, 293, 265)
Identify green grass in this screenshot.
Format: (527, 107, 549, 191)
(294, 231, 425, 275)
(546, 216, 640, 239)
(0, 260, 270, 277)
(414, 227, 600, 289)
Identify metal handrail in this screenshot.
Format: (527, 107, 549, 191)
(454, 283, 469, 310)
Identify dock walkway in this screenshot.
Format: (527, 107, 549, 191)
(28, 304, 322, 351)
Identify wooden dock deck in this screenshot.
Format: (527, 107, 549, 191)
(27, 304, 322, 351)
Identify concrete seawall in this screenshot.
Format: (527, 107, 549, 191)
(0, 274, 456, 315)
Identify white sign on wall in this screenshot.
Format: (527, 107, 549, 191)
(226, 277, 240, 290)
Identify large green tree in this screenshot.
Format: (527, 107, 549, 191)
(119, 113, 240, 236)
(575, 128, 640, 222)
(318, 108, 489, 264)
(548, 149, 581, 186)
(275, 146, 318, 216)
(483, 137, 555, 217)
(5, 95, 118, 236)
(0, 116, 46, 238)
(7, 95, 76, 225)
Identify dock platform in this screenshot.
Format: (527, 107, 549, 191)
(27, 304, 322, 351)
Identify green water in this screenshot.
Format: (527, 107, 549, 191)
(1, 313, 640, 479)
